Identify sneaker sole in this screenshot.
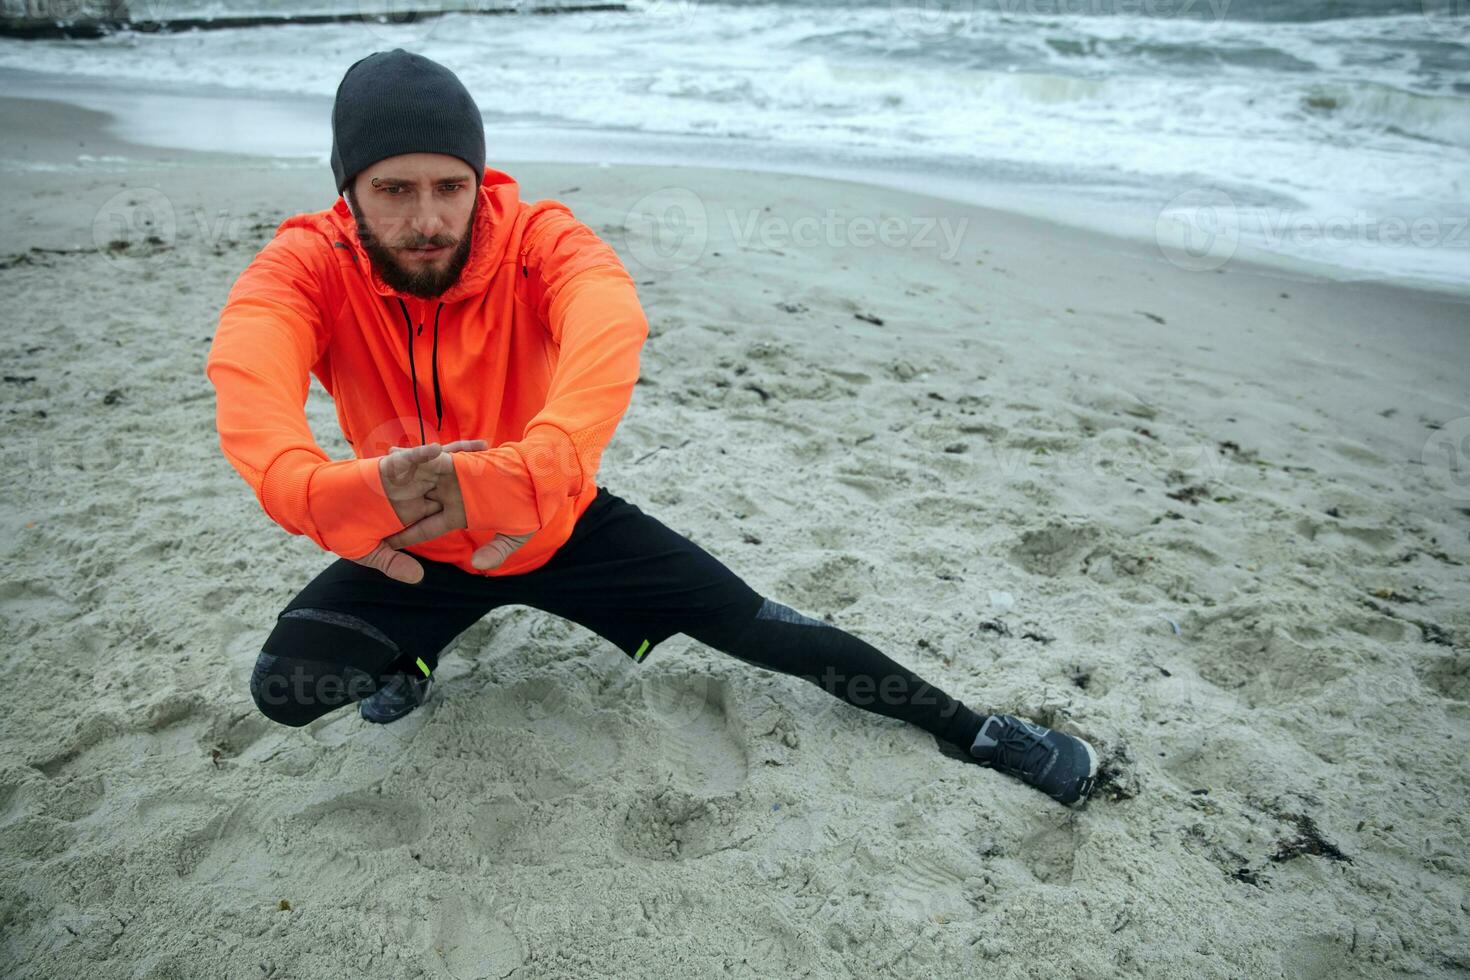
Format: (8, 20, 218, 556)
(360, 706, 419, 724)
(358, 681, 433, 725)
(1082, 736, 1100, 778)
(1064, 736, 1101, 806)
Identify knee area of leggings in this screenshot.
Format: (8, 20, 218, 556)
(249, 652, 313, 727)
(258, 607, 401, 685)
(249, 649, 385, 727)
(752, 597, 831, 629)
(703, 595, 829, 655)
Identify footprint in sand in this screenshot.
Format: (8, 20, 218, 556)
(1017, 818, 1081, 886)
(289, 789, 427, 852)
(1190, 622, 1354, 707)
(877, 845, 973, 920)
(725, 902, 802, 970)
(634, 670, 750, 797)
(466, 794, 533, 857)
(426, 892, 522, 980)
(775, 553, 875, 610)
(146, 797, 245, 880)
(473, 675, 624, 797)
(1418, 649, 1470, 702)
(1008, 521, 1104, 577)
(615, 785, 752, 861)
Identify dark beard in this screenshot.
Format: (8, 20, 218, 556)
(354, 200, 476, 299)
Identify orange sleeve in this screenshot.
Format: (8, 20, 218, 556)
(452, 210, 649, 535)
(205, 230, 403, 560)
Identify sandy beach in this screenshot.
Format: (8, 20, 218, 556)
(1, 90, 1467, 979)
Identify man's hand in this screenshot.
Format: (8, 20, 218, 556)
(351, 440, 489, 585)
(382, 449, 535, 573)
(382, 442, 447, 524)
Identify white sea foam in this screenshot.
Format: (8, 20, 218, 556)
(1, 3, 1464, 284)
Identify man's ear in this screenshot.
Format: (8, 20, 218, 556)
(343, 183, 359, 222)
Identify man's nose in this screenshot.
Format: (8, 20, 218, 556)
(409, 211, 446, 242)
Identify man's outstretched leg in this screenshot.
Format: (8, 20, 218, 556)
(497, 485, 1099, 806)
(686, 597, 1099, 806)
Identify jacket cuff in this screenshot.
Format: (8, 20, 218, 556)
(453, 425, 580, 535)
(259, 447, 322, 542)
(307, 456, 403, 559)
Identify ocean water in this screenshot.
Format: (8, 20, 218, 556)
(1, 0, 1466, 286)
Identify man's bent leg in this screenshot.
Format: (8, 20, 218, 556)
(249, 607, 421, 727)
(685, 597, 988, 754)
(249, 556, 514, 727)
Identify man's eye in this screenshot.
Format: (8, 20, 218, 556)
(383, 186, 403, 195)
(439, 183, 463, 193)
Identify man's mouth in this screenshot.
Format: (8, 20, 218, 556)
(402, 244, 448, 260)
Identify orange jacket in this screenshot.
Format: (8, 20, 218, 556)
(205, 166, 648, 577)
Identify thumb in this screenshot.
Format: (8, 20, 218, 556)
(353, 542, 425, 585)
(471, 532, 533, 571)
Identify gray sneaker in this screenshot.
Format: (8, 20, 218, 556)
(359, 671, 434, 725)
(969, 714, 1099, 806)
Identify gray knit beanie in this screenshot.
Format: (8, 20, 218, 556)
(330, 48, 486, 196)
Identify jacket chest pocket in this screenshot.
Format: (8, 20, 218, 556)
(515, 248, 555, 329)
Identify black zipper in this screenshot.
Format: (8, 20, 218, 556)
(394, 297, 445, 446)
(393, 298, 426, 445)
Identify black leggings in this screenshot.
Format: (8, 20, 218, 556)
(249, 485, 985, 753)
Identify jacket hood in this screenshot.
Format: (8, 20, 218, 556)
(278, 164, 523, 305)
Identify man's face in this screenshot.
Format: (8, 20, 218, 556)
(347, 152, 478, 299)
